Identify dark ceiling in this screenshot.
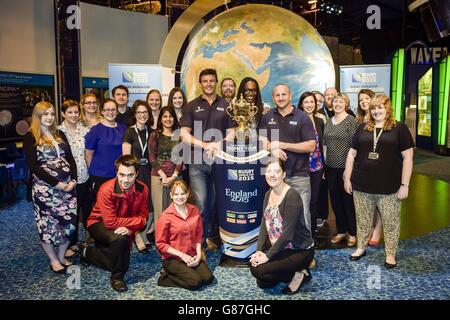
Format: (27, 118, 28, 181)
(80, 0, 450, 63)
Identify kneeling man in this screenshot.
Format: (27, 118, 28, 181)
(80, 155, 148, 292)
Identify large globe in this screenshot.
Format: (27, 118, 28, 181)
(181, 4, 335, 107)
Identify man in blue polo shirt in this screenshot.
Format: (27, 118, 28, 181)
(180, 68, 235, 251)
(259, 84, 316, 234)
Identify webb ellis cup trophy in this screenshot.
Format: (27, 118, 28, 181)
(214, 95, 269, 267)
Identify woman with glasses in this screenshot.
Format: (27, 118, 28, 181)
(85, 99, 126, 201)
(79, 93, 102, 128)
(236, 77, 264, 128)
(146, 89, 162, 130)
(122, 100, 154, 252)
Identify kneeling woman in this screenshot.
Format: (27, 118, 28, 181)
(250, 158, 314, 294)
(156, 181, 214, 290)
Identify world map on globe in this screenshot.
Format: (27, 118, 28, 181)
(181, 4, 335, 107)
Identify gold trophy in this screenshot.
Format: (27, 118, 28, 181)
(226, 94, 259, 141)
(215, 94, 269, 163)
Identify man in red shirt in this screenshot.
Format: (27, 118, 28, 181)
(79, 155, 148, 292)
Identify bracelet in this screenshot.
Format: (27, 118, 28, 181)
(401, 183, 408, 188)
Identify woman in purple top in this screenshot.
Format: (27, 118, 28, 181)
(85, 99, 126, 200)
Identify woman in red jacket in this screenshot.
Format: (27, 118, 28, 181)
(156, 180, 214, 290)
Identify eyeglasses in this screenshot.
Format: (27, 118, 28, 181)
(103, 109, 117, 113)
(136, 111, 148, 115)
(244, 89, 257, 94)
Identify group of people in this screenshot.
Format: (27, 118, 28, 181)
(24, 67, 414, 294)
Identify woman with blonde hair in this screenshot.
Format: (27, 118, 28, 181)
(156, 180, 214, 290)
(356, 89, 383, 247)
(323, 93, 358, 247)
(24, 101, 78, 274)
(146, 89, 162, 130)
(79, 93, 102, 128)
(344, 94, 414, 268)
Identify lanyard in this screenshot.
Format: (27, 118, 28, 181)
(373, 128, 383, 153)
(133, 125, 148, 159)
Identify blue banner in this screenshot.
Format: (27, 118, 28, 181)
(339, 64, 391, 113)
(108, 64, 162, 106)
(0, 71, 53, 87)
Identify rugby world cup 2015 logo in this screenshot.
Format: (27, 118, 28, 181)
(122, 72, 149, 83)
(352, 72, 376, 83)
(227, 169, 255, 181)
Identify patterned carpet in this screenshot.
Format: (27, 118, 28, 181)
(0, 197, 449, 300)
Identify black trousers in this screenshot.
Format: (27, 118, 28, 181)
(76, 180, 91, 228)
(250, 249, 314, 289)
(86, 221, 130, 280)
(158, 258, 214, 290)
(326, 167, 356, 236)
(309, 169, 324, 234)
(318, 169, 329, 220)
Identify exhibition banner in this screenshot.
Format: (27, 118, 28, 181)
(82, 77, 109, 101)
(108, 64, 174, 106)
(339, 64, 391, 113)
(0, 71, 54, 142)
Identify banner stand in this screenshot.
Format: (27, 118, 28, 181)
(214, 140, 269, 268)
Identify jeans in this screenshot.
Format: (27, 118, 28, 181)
(189, 163, 216, 240)
(285, 175, 312, 235)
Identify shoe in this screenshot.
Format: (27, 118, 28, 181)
(347, 237, 357, 247)
(111, 278, 128, 292)
(146, 232, 155, 244)
(206, 238, 218, 252)
(330, 234, 346, 244)
(137, 247, 150, 254)
(282, 270, 311, 295)
(368, 239, 380, 247)
(50, 264, 66, 274)
(61, 259, 74, 267)
(64, 248, 77, 258)
(349, 251, 366, 261)
(317, 219, 326, 227)
(78, 243, 90, 266)
(384, 261, 397, 269)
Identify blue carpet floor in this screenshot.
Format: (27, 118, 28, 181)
(0, 198, 449, 300)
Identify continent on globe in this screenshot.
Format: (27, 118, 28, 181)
(181, 4, 335, 108)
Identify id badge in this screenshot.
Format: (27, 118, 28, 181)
(368, 152, 379, 160)
(139, 158, 149, 166)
